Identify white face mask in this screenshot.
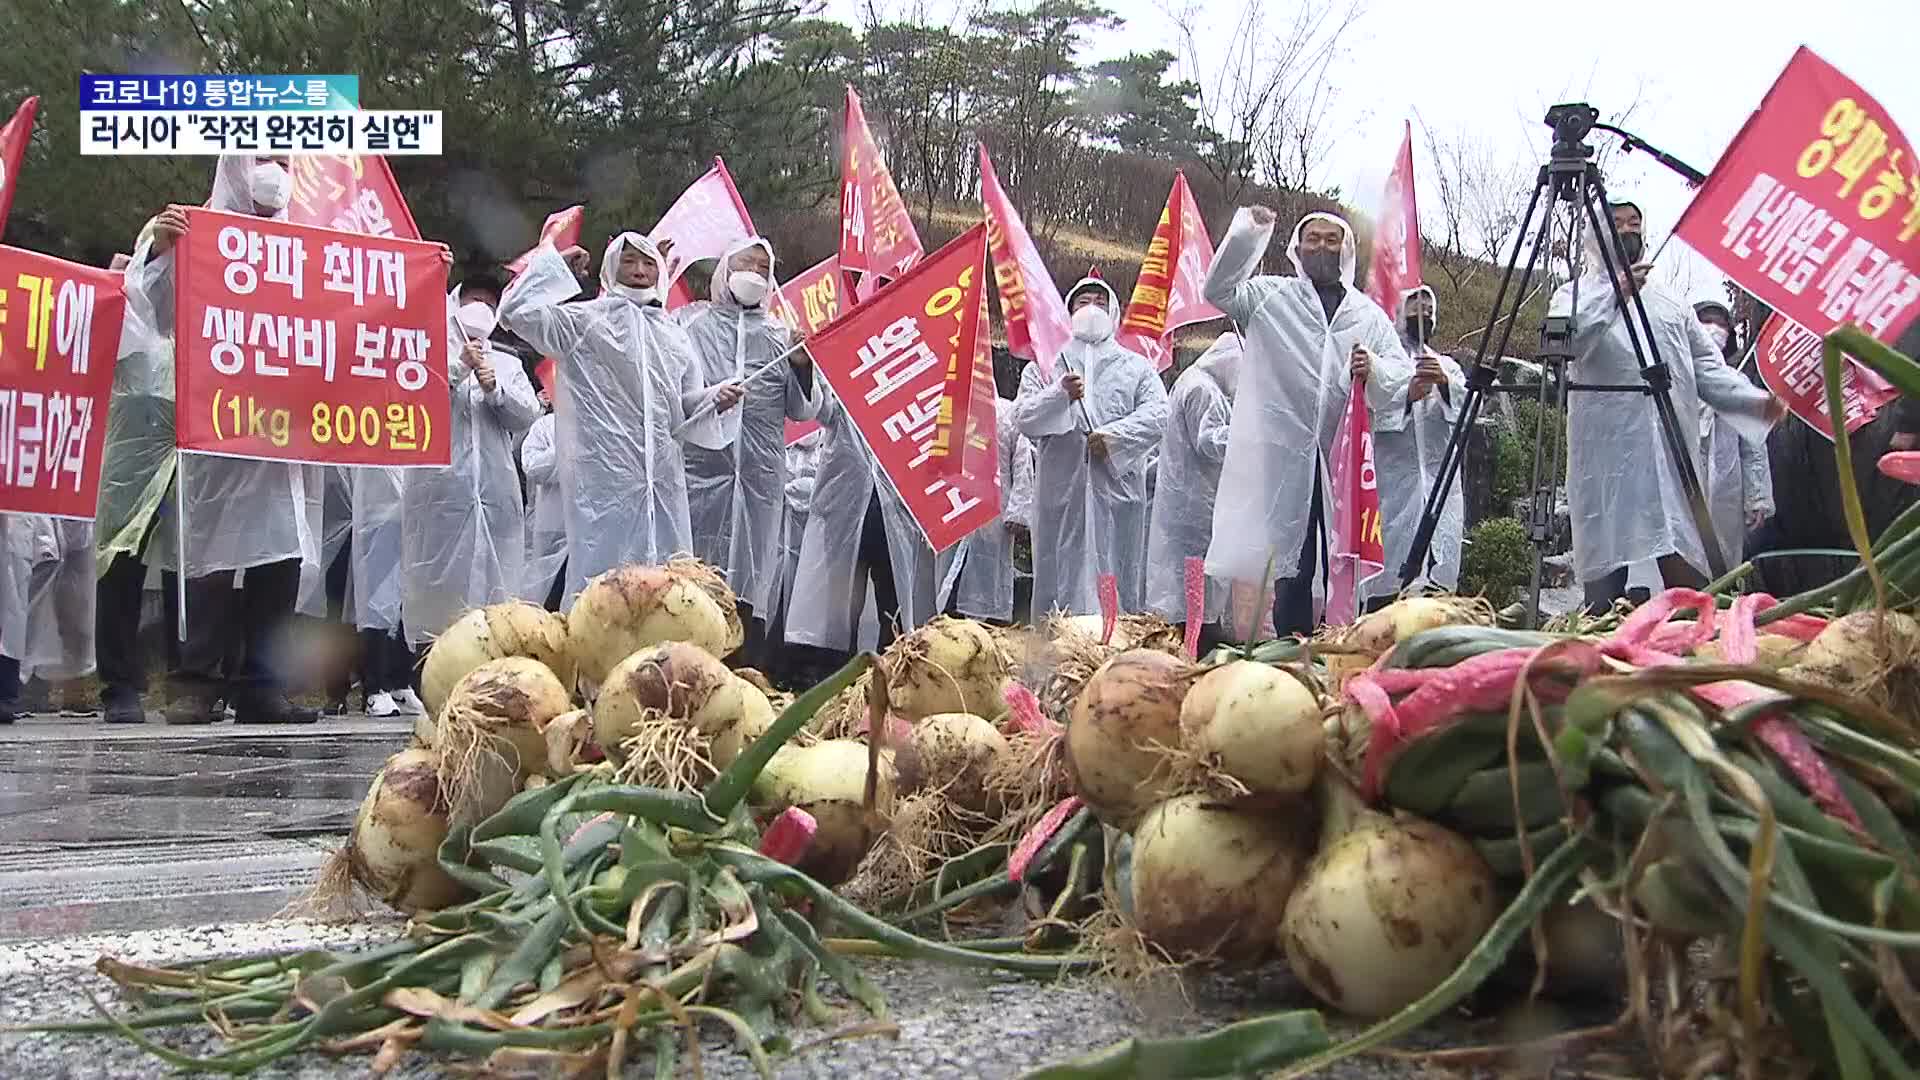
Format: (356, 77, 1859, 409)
(1706, 324, 1730, 351)
(608, 283, 659, 307)
(456, 300, 497, 340)
(728, 270, 769, 307)
(250, 163, 290, 212)
(1071, 303, 1114, 343)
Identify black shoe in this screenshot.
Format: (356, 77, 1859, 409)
(235, 698, 320, 725)
(163, 694, 221, 726)
(321, 700, 349, 718)
(0, 705, 16, 725)
(103, 697, 149, 724)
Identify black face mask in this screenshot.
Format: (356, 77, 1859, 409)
(1615, 231, 1645, 267)
(1406, 315, 1435, 344)
(1299, 249, 1341, 285)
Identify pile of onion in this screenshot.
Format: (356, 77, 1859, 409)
(1130, 795, 1311, 963)
(436, 656, 574, 826)
(594, 641, 774, 786)
(751, 738, 896, 885)
(419, 601, 574, 722)
(567, 564, 736, 687)
(1176, 660, 1324, 799)
(342, 747, 466, 914)
(884, 616, 1011, 720)
(1065, 649, 1195, 828)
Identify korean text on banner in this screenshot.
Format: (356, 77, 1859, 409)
(981, 144, 1071, 381)
(1754, 312, 1901, 440)
(0, 97, 38, 236)
(1366, 122, 1423, 322)
(1115, 171, 1225, 371)
(0, 245, 125, 518)
(842, 87, 924, 280)
(173, 208, 452, 467)
(804, 225, 999, 552)
(650, 159, 756, 310)
(286, 153, 421, 240)
(1325, 381, 1383, 626)
(773, 254, 858, 447)
(507, 206, 584, 277)
(1674, 46, 1920, 344)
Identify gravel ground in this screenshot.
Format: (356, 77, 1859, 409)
(0, 916, 1631, 1079)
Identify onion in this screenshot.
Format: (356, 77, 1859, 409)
(884, 616, 1011, 720)
(901, 712, 1008, 815)
(567, 564, 734, 685)
(752, 739, 896, 885)
(1696, 632, 1807, 665)
(1790, 610, 1920, 712)
(1347, 595, 1490, 656)
(419, 601, 574, 719)
(1065, 649, 1194, 829)
(345, 748, 466, 914)
(593, 641, 739, 749)
(1281, 814, 1500, 1019)
(1130, 795, 1310, 963)
(1178, 661, 1324, 798)
(437, 656, 574, 826)
(709, 678, 776, 769)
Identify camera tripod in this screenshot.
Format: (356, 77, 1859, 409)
(1397, 103, 1729, 628)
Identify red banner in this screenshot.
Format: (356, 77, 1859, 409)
(841, 86, 924, 279)
(1115, 171, 1225, 371)
(1366, 122, 1423, 322)
(1675, 46, 1920, 344)
(981, 144, 1071, 381)
(174, 208, 451, 466)
(0, 245, 124, 518)
(650, 158, 756, 311)
(508, 206, 584, 277)
(934, 229, 997, 483)
(774, 254, 861, 446)
(286, 154, 421, 240)
(1754, 312, 1901, 441)
(804, 225, 997, 551)
(1326, 381, 1383, 625)
(0, 97, 37, 237)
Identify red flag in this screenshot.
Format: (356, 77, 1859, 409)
(1326, 381, 1384, 626)
(841, 87, 924, 279)
(1366, 122, 1423, 321)
(802, 225, 997, 552)
(773, 254, 860, 446)
(286, 154, 421, 240)
(1754, 312, 1900, 440)
(981, 144, 1071, 381)
(507, 205, 584, 277)
(1115, 172, 1226, 372)
(649, 158, 757, 311)
(0, 97, 37, 236)
(1673, 46, 1920, 345)
(534, 357, 557, 396)
(0, 244, 125, 518)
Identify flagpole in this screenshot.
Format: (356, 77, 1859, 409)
(671, 341, 809, 439)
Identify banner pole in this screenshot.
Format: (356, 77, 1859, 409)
(175, 455, 188, 643)
(671, 341, 808, 439)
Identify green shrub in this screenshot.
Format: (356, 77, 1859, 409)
(1459, 516, 1534, 608)
(1491, 398, 1567, 508)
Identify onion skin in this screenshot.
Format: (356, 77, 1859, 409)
(1790, 610, 1920, 711)
(709, 679, 775, 769)
(438, 657, 575, 825)
(886, 617, 1010, 721)
(567, 565, 733, 685)
(903, 712, 1009, 815)
(592, 642, 739, 750)
(1066, 650, 1192, 829)
(1281, 816, 1500, 1019)
(349, 748, 466, 914)
(1349, 596, 1484, 656)
(1130, 795, 1310, 963)
(420, 601, 574, 718)
(1179, 661, 1324, 798)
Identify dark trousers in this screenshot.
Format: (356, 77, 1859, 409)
(1273, 475, 1327, 638)
(96, 538, 179, 705)
(859, 490, 901, 652)
(359, 628, 413, 695)
(168, 558, 301, 708)
(1581, 554, 1707, 615)
(323, 539, 355, 706)
(0, 655, 18, 709)
(543, 557, 568, 613)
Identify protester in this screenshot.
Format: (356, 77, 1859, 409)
(1144, 332, 1239, 643)
(936, 397, 1034, 624)
(677, 238, 821, 663)
(1692, 300, 1775, 564)
(0, 514, 53, 723)
(312, 467, 358, 715)
(766, 428, 823, 682)
(138, 155, 323, 725)
(1012, 277, 1169, 617)
(401, 277, 542, 663)
(518, 398, 567, 611)
(349, 463, 414, 717)
(498, 236, 730, 604)
(1367, 286, 1467, 607)
(1202, 208, 1411, 636)
(1550, 200, 1782, 613)
(22, 518, 97, 712)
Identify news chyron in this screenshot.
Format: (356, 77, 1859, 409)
(79, 75, 441, 156)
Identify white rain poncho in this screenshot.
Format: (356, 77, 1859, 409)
(0, 514, 56, 661)
(785, 388, 937, 651)
(24, 518, 96, 679)
(350, 466, 406, 632)
(497, 236, 709, 605)
(1549, 234, 1773, 582)
(773, 431, 822, 631)
(96, 226, 180, 575)
(1145, 333, 1239, 623)
(676, 238, 822, 615)
(1702, 404, 1774, 564)
(1012, 278, 1170, 616)
(935, 398, 1032, 622)
(1202, 210, 1411, 586)
(1368, 286, 1467, 598)
(518, 410, 567, 603)
(297, 467, 353, 617)
(400, 314, 542, 645)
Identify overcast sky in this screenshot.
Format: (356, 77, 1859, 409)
(824, 0, 1919, 304)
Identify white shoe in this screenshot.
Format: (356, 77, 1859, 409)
(367, 692, 399, 717)
(394, 689, 427, 716)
